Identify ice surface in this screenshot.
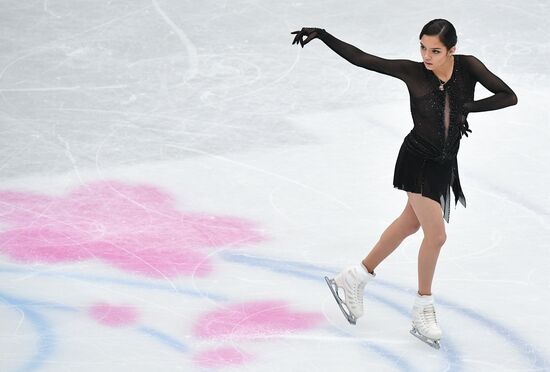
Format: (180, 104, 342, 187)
(0, 0, 549, 371)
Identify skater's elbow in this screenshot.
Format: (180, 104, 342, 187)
(510, 92, 518, 106)
(507, 89, 518, 106)
(507, 91, 518, 106)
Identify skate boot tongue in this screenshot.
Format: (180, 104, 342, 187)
(415, 293, 434, 306)
(349, 265, 376, 314)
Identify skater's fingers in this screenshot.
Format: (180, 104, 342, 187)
(301, 34, 317, 47)
(290, 28, 319, 47)
(296, 33, 305, 47)
(302, 35, 315, 46)
(291, 31, 304, 45)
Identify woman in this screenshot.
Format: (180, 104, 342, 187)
(291, 19, 517, 349)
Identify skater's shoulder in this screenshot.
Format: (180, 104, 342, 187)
(456, 54, 483, 67)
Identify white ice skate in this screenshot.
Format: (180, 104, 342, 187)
(325, 263, 375, 325)
(410, 293, 442, 349)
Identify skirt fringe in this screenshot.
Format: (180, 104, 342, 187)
(393, 131, 467, 223)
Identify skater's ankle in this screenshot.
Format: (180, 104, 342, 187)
(361, 260, 375, 275)
(418, 291, 432, 296)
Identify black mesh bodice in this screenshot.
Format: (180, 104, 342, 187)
(315, 29, 517, 221)
(317, 29, 517, 156)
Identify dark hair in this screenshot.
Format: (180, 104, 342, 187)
(419, 19, 457, 50)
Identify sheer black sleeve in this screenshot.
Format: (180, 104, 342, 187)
(462, 55, 518, 113)
(317, 29, 415, 82)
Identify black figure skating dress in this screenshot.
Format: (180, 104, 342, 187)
(317, 29, 518, 222)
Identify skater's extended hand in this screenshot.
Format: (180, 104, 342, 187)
(291, 27, 324, 48)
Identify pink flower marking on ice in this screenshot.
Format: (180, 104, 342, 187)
(194, 300, 324, 339)
(0, 182, 264, 277)
(89, 303, 138, 327)
(193, 346, 254, 368)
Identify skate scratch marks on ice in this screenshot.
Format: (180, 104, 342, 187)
(151, 0, 198, 85)
(88, 303, 139, 327)
(221, 252, 549, 371)
(137, 326, 189, 352)
(193, 346, 254, 368)
(0, 291, 190, 372)
(0, 292, 57, 372)
(194, 300, 324, 339)
(87, 302, 189, 351)
(0, 181, 264, 283)
(163, 144, 355, 211)
(193, 300, 324, 367)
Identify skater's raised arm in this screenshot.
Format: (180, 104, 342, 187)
(462, 55, 518, 113)
(291, 27, 414, 82)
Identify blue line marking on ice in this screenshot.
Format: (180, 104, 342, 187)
(438, 297, 549, 371)
(221, 252, 548, 371)
(137, 326, 189, 352)
(220, 252, 322, 281)
(368, 291, 462, 370)
(0, 266, 227, 302)
(0, 298, 77, 313)
(221, 253, 335, 273)
(375, 279, 549, 370)
(0, 292, 56, 372)
(220, 252, 462, 371)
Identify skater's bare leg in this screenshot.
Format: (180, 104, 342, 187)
(362, 198, 421, 273)
(406, 192, 446, 296)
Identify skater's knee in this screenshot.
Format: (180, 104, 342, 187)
(423, 231, 446, 247)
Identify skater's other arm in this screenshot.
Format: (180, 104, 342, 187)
(463, 55, 518, 113)
(291, 28, 414, 82)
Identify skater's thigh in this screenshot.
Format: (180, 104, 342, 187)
(399, 198, 421, 232)
(406, 192, 445, 239)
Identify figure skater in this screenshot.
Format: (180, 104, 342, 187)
(290, 19, 518, 349)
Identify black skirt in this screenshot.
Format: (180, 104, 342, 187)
(393, 134, 467, 223)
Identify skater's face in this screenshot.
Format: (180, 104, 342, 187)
(420, 34, 455, 71)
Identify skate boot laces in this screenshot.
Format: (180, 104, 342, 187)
(414, 303, 440, 336)
(344, 269, 367, 315)
(422, 304, 438, 326)
(351, 280, 366, 314)
(411, 296, 442, 343)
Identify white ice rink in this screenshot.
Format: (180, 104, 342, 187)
(1, 0, 549, 371)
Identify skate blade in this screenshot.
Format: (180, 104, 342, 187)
(324, 276, 357, 325)
(410, 327, 440, 350)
